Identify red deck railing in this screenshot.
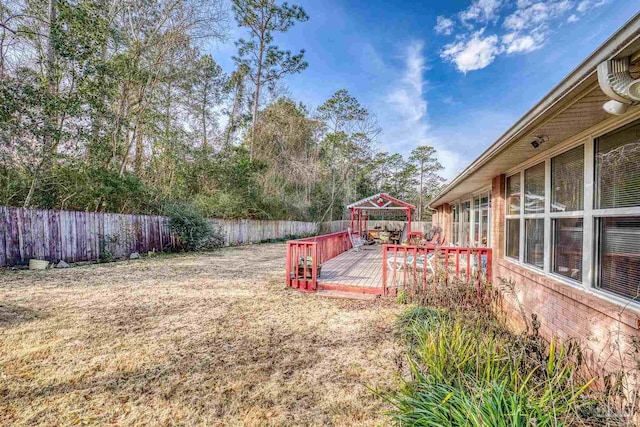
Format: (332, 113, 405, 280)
(382, 244, 492, 296)
(286, 230, 352, 291)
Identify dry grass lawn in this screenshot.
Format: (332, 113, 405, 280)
(0, 243, 404, 426)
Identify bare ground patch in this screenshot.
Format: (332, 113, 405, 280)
(0, 244, 403, 426)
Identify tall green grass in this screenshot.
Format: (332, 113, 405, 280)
(384, 308, 595, 426)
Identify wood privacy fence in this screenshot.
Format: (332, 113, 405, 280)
(0, 206, 318, 267)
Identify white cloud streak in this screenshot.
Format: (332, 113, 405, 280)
(379, 41, 464, 180)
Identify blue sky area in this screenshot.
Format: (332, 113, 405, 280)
(211, 0, 640, 180)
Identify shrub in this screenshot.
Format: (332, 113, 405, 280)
(384, 311, 596, 426)
(166, 203, 213, 251)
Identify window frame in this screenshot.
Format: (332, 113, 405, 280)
(592, 125, 640, 300)
(502, 115, 640, 309)
(450, 190, 492, 248)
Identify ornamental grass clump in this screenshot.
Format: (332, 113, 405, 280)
(385, 310, 596, 426)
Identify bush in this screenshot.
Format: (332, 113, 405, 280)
(166, 203, 213, 251)
(384, 311, 596, 426)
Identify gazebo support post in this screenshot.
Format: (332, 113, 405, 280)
(407, 208, 412, 237)
(350, 208, 354, 232)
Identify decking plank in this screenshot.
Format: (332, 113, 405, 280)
(318, 246, 383, 290)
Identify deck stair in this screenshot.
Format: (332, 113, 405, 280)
(315, 289, 378, 301)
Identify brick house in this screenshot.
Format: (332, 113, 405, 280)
(429, 15, 640, 374)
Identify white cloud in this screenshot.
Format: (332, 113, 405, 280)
(460, 0, 503, 25)
(503, 1, 573, 31)
(434, 16, 454, 35)
(576, 0, 608, 13)
(502, 32, 544, 54)
(441, 30, 502, 73)
(434, 0, 599, 73)
(576, 0, 589, 12)
(377, 41, 465, 180)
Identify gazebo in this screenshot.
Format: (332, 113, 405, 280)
(346, 193, 416, 238)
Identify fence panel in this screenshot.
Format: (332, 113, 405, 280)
(0, 206, 319, 267)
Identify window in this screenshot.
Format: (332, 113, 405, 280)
(473, 197, 481, 246)
(461, 201, 471, 246)
(451, 192, 491, 248)
(550, 145, 584, 281)
(507, 173, 521, 214)
(503, 118, 640, 305)
(525, 219, 544, 268)
(480, 195, 490, 247)
(452, 204, 460, 245)
(596, 122, 640, 209)
(525, 162, 545, 214)
(552, 146, 584, 212)
(522, 163, 546, 269)
(506, 219, 519, 259)
(594, 121, 640, 300)
(506, 173, 521, 259)
(553, 218, 583, 281)
(470, 194, 491, 247)
(598, 217, 640, 301)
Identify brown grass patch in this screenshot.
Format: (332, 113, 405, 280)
(0, 244, 403, 426)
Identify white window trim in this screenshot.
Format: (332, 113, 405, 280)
(502, 124, 640, 310)
(451, 191, 493, 248)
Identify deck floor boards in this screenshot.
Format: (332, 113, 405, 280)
(318, 246, 382, 289)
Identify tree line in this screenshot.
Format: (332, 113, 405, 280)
(0, 0, 445, 221)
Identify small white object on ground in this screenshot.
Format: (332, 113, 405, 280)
(129, 252, 141, 260)
(56, 260, 70, 268)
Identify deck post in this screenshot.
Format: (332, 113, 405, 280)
(312, 243, 318, 290)
(382, 246, 387, 296)
(285, 242, 291, 287)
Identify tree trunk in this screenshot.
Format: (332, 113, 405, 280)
(25, 0, 57, 208)
(250, 40, 265, 161)
(201, 90, 208, 148)
(135, 122, 144, 173)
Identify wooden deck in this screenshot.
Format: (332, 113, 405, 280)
(317, 246, 383, 294)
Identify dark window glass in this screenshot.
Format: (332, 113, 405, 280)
(598, 217, 640, 301)
(525, 163, 545, 214)
(507, 173, 521, 215)
(596, 120, 640, 209)
(474, 197, 481, 246)
(525, 218, 544, 269)
(553, 218, 583, 281)
(506, 219, 520, 259)
(452, 205, 460, 245)
(461, 201, 471, 246)
(552, 146, 584, 212)
(480, 195, 490, 247)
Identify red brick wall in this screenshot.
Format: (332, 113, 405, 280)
(432, 203, 451, 241)
(489, 174, 639, 376)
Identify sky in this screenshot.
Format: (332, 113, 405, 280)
(210, 0, 640, 180)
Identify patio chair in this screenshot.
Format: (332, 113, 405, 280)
(386, 252, 435, 274)
(347, 227, 365, 251)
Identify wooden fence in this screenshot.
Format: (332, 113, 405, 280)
(319, 220, 432, 235)
(211, 219, 317, 246)
(0, 206, 318, 267)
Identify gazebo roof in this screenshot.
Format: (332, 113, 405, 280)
(346, 193, 415, 210)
